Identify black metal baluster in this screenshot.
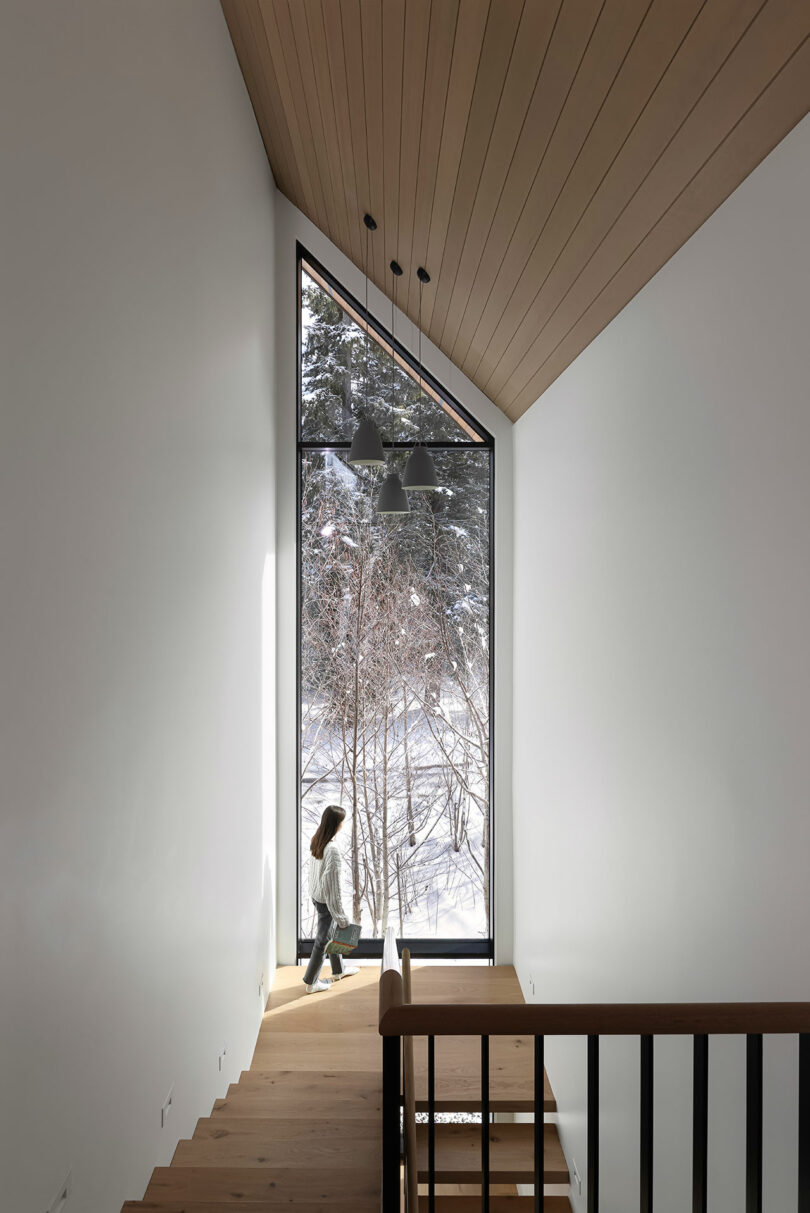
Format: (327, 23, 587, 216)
(692, 1035, 709, 1213)
(535, 1035, 544, 1213)
(588, 1035, 599, 1213)
(428, 1035, 436, 1213)
(800, 1034, 810, 1212)
(746, 1034, 763, 1213)
(482, 1035, 490, 1213)
(382, 1034, 401, 1213)
(640, 1035, 654, 1213)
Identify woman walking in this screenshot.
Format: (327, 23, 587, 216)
(303, 805, 360, 994)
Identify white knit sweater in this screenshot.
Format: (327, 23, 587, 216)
(308, 840, 349, 928)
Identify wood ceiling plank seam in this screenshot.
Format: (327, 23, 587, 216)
(310, 1, 359, 259)
(272, 0, 335, 241)
(257, 0, 330, 236)
(434, 0, 562, 352)
(220, 4, 286, 190)
(317, 0, 364, 269)
(505, 22, 810, 416)
(470, 0, 704, 379)
(224, 1, 300, 207)
(480, 0, 658, 398)
(506, 17, 810, 417)
(397, 0, 432, 301)
(406, 0, 461, 321)
(425, 0, 526, 345)
(250, 1, 316, 211)
(360, 0, 385, 285)
(382, 0, 406, 292)
(292, 0, 353, 257)
(450, 0, 607, 379)
(499, 0, 790, 407)
(474, 0, 655, 399)
(447, 0, 599, 371)
(336, 1, 372, 274)
(257, 0, 328, 229)
(421, 0, 492, 336)
(489, 0, 764, 402)
(317, 0, 361, 266)
(444, 0, 564, 362)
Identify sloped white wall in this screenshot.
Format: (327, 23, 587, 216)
(0, 4, 277, 1210)
(512, 113, 810, 1212)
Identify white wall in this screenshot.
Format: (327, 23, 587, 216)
(273, 196, 514, 965)
(0, 4, 277, 1211)
(513, 113, 810, 1211)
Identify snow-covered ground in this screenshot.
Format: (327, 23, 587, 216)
(300, 702, 489, 941)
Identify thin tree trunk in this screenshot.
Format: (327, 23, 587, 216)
(381, 699, 390, 934)
(402, 680, 416, 846)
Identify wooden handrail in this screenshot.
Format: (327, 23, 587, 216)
(379, 1000, 810, 1037)
(379, 927, 403, 1028)
(381, 924, 401, 975)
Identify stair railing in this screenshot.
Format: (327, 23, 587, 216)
(380, 927, 403, 1213)
(401, 949, 419, 1213)
(378, 977, 810, 1213)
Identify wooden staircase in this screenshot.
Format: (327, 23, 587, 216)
(121, 964, 571, 1212)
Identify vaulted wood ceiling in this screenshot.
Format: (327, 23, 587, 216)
(222, 0, 810, 420)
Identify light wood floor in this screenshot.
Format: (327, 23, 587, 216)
(122, 961, 570, 1211)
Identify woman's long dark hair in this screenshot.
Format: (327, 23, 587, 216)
(310, 805, 346, 859)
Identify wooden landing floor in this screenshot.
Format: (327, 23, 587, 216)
(125, 961, 564, 1211)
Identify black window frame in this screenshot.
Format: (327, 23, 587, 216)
(296, 242, 495, 961)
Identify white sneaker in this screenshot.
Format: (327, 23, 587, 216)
(305, 979, 330, 994)
(332, 965, 360, 981)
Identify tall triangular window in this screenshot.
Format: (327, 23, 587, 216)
(298, 247, 493, 958)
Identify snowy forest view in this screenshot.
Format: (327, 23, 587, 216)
(299, 265, 492, 942)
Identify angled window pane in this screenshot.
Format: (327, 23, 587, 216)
(301, 262, 483, 445)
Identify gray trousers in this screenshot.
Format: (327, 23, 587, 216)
(303, 900, 344, 985)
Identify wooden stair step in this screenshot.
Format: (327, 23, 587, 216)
(418, 1199, 571, 1211)
(144, 1165, 380, 1205)
(250, 1031, 382, 1072)
(258, 975, 381, 1033)
(416, 1122, 568, 1184)
(173, 1116, 378, 1168)
(126, 1204, 378, 1213)
(211, 1070, 382, 1118)
(413, 1036, 556, 1112)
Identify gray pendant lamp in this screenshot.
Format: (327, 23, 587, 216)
(348, 214, 385, 468)
(377, 472, 409, 515)
(375, 259, 409, 515)
(402, 266, 439, 491)
(349, 416, 385, 466)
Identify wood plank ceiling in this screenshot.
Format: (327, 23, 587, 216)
(222, 0, 810, 420)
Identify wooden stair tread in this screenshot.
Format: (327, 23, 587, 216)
(250, 1031, 382, 1072)
(125, 1205, 379, 1213)
(145, 1166, 380, 1204)
(413, 1035, 556, 1112)
(263, 964, 526, 1016)
(212, 1070, 382, 1118)
(249, 1034, 555, 1110)
(418, 1199, 571, 1211)
(174, 1116, 378, 1167)
(415, 1122, 568, 1184)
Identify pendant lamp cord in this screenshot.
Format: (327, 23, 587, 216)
(391, 273, 396, 425)
(364, 220, 369, 421)
(418, 277, 424, 432)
